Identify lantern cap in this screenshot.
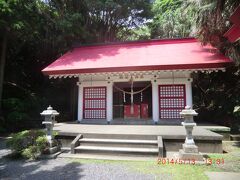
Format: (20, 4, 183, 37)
(180, 106, 198, 117)
(40, 105, 59, 116)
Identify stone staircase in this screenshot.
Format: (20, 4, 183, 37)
(69, 134, 163, 158)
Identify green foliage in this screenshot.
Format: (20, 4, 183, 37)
(6, 130, 48, 159)
(0, 0, 153, 132)
(36, 136, 49, 152)
(192, 66, 240, 127)
(22, 145, 39, 159)
(118, 26, 151, 41)
(149, 0, 194, 39)
(232, 106, 240, 134)
(0, 0, 239, 132)
(184, 0, 240, 63)
(233, 106, 240, 117)
(2, 97, 42, 132)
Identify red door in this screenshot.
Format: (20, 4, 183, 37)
(141, 104, 148, 119)
(159, 85, 186, 119)
(83, 87, 106, 119)
(124, 105, 140, 119)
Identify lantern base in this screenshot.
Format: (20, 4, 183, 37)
(179, 149, 204, 161)
(48, 146, 59, 154)
(182, 143, 199, 153)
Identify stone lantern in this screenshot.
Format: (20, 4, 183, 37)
(179, 106, 203, 161)
(40, 106, 59, 149)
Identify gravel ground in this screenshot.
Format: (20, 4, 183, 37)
(0, 158, 158, 180)
(0, 138, 159, 180)
(0, 137, 11, 159)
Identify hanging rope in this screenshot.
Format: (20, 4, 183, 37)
(114, 81, 151, 115)
(114, 83, 151, 115)
(113, 83, 151, 95)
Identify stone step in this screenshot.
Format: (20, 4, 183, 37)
(79, 138, 157, 144)
(78, 138, 158, 148)
(80, 134, 157, 140)
(58, 152, 157, 161)
(74, 145, 158, 154)
(61, 147, 71, 151)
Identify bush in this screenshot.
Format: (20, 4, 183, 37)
(232, 106, 240, 134)
(6, 130, 49, 159)
(36, 136, 49, 153)
(2, 97, 43, 132)
(22, 146, 39, 159)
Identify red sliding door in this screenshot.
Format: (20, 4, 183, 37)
(159, 84, 186, 119)
(83, 87, 106, 119)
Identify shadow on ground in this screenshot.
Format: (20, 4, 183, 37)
(0, 137, 84, 180)
(232, 141, 240, 147)
(0, 158, 84, 180)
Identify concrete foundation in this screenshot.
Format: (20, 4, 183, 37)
(54, 123, 223, 154)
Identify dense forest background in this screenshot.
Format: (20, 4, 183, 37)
(0, 0, 239, 133)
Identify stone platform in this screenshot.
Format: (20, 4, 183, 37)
(54, 122, 223, 154)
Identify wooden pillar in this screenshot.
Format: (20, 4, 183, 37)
(152, 80, 159, 124)
(77, 82, 83, 122)
(106, 82, 113, 123)
(185, 78, 193, 107)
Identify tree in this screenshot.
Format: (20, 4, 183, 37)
(0, 0, 153, 132)
(184, 0, 240, 63)
(149, 0, 194, 39)
(0, 0, 38, 114)
(184, 0, 240, 125)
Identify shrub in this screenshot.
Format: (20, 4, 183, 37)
(2, 97, 43, 132)
(22, 146, 39, 159)
(6, 129, 49, 159)
(232, 106, 240, 134)
(36, 136, 49, 153)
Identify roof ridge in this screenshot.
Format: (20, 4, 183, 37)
(72, 37, 197, 49)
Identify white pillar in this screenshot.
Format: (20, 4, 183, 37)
(152, 81, 159, 124)
(77, 82, 83, 122)
(106, 82, 113, 123)
(185, 79, 193, 107)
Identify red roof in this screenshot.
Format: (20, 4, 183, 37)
(224, 6, 240, 43)
(224, 25, 240, 43)
(42, 38, 233, 75)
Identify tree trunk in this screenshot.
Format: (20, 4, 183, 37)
(0, 30, 7, 113)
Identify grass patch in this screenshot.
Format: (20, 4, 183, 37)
(128, 162, 221, 180)
(207, 141, 240, 172)
(70, 158, 222, 180)
(69, 141, 240, 180)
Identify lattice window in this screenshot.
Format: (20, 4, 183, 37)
(159, 85, 186, 119)
(83, 87, 106, 119)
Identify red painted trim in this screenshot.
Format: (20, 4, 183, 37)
(158, 84, 186, 119)
(224, 6, 240, 43)
(159, 107, 185, 110)
(83, 86, 107, 119)
(230, 6, 240, 25)
(224, 25, 240, 43)
(42, 62, 233, 76)
(158, 97, 185, 99)
(83, 98, 106, 100)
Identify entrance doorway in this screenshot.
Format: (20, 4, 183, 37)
(113, 81, 152, 120)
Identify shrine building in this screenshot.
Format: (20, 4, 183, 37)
(42, 38, 232, 124)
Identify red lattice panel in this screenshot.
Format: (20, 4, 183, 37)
(159, 85, 186, 119)
(83, 87, 106, 119)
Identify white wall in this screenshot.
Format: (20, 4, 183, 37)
(77, 80, 112, 122)
(77, 73, 193, 122)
